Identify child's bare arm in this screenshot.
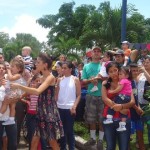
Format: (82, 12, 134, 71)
(109, 84, 123, 94)
(7, 69, 21, 81)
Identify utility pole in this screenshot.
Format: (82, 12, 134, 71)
(121, 0, 127, 42)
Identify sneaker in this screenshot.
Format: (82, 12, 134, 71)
(84, 138, 96, 146)
(97, 140, 103, 150)
(117, 126, 126, 131)
(2, 119, 15, 125)
(116, 122, 126, 131)
(103, 118, 113, 124)
(90, 86, 98, 92)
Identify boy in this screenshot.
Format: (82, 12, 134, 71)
(22, 46, 32, 72)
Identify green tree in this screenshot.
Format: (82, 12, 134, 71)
(0, 32, 9, 49)
(37, 1, 150, 55)
(3, 33, 42, 61)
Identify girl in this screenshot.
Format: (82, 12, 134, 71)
(10, 52, 64, 150)
(104, 66, 132, 131)
(55, 61, 81, 150)
(0, 58, 26, 125)
(21, 73, 41, 149)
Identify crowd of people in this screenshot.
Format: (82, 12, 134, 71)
(0, 40, 150, 150)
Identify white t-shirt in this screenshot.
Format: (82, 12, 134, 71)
(0, 102, 9, 121)
(99, 62, 108, 77)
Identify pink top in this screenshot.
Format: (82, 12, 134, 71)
(27, 95, 38, 114)
(119, 79, 132, 96)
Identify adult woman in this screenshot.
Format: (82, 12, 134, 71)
(11, 53, 64, 150)
(55, 61, 81, 150)
(102, 61, 135, 150)
(56, 61, 63, 78)
(137, 55, 150, 146)
(0, 62, 18, 150)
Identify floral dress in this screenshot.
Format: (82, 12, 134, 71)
(36, 85, 64, 140)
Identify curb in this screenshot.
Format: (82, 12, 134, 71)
(75, 135, 97, 150)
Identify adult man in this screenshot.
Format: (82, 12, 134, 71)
(114, 49, 126, 66)
(82, 47, 104, 149)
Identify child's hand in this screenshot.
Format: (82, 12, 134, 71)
(90, 77, 98, 85)
(108, 90, 113, 94)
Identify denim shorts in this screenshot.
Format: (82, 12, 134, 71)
(84, 94, 104, 124)
(131, 120, 143, 134)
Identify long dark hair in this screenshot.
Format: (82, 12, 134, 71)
(38, 52, 52, 70)
(63, 61, 75, 75)
(104, 61, 120, 89)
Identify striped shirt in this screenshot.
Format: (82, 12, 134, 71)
(27, 95, 38, 114)
(23, 55, 32, 71)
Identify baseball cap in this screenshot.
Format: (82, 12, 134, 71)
(92, 46, 101, 51)
(114, 49, 124, 55)
(121, 41, 130, 45)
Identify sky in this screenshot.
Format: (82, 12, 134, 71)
(0, 0, 149, 43)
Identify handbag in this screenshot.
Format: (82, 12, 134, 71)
(143, 81, 150, 102)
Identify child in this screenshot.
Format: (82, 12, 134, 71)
(121, 41, 131, 66)
(90, 51, 113, 92)
(21, 73, 41, 149)
(22, 46, 33, 73)
(103, 66, 132, 131)
(0, 58, 26, 125)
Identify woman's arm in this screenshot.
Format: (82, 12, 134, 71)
(11, 75, 55, 95)
(139, 66, 150, 83)
(73, 77, 81, 109)
(70, 77, 81, 115)
(55, 78, 60, 101)
(112, 92, 135, 111)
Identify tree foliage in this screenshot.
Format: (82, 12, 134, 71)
(37, 1, 150, 58)
(0, 33, 42, 61)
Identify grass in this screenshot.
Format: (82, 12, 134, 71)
(74, 121, 150, 150)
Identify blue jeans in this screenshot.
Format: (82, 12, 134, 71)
(103, 119, 131, 150)
(0, 121, 17, 150)
(108, 95, 130, 118)
(59, 109, 75, 150)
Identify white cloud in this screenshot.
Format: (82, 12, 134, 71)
(0, 14, 49, 42)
